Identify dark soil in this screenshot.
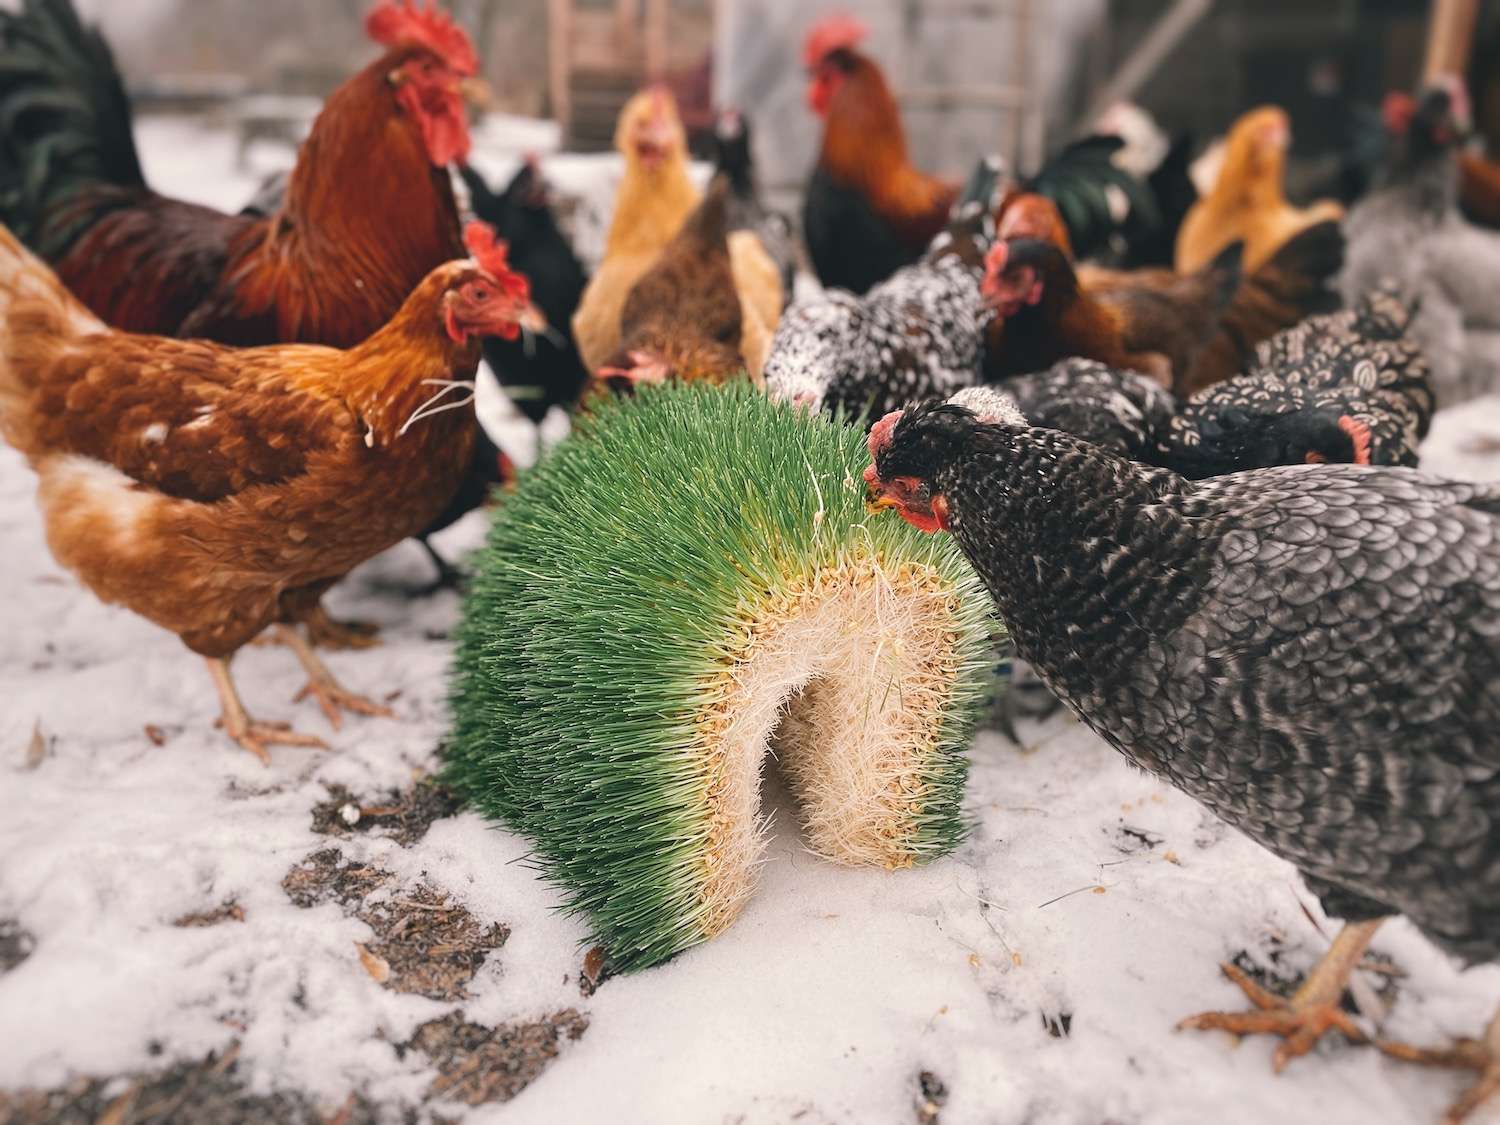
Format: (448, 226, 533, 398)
(309, 779, 461, 847)
(405, 1009, 590, 1107)
(0, 1044, 405, 1125)
(281, 848, 507, 1001)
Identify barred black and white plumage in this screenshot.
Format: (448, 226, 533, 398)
(764, 161, 999, 422)
(1155, 286, 1434, 478)
(951, 358, 1173, 460)
(869, 401, 1500, 968)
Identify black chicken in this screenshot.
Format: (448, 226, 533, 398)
(711, 108, 797, 303)
(459, 158, 589, 431)
(866, 401, 1500, 1121)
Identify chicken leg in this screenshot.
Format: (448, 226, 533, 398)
(206, 658, 328, 764)
(1379, 1006, 1500, 1124)
(1178, 918, 1386, 1069)
(274, 625, 395, 730)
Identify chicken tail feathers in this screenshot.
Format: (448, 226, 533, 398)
(0, 0, 146, 260)
(0, 221, 97, 453)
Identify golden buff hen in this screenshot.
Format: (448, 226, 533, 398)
(0, 222, 529, 760)
(1175, 106, 1343, 274)
(570, 86, 782, 379)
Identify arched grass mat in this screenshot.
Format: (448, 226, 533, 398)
(445, 381, 998, 970)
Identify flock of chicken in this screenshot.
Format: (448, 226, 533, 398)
(0, 0, 1496, 1118)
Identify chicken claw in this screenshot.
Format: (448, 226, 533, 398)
(275, 626, 395, 731)
(206, 658, 329, 764)
(303, 605, 382, 650)
(1178, 918, 1384, 1071)
(1378, 1009, 1500, 1125)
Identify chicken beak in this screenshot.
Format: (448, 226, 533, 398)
(460, 77, 493, 108)
(388, 68, 408, 87)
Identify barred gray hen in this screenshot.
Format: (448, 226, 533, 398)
(1156, 286, 1434, 478)
(764, 159, 998, 421)
(866, 401, 1500, 1120)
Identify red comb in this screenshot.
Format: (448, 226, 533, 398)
(981, 241, 1009, 295)
(1382, 91, 1416, 135)
(1338, 415, 1372, 466)
(804, 12, 868, 69)
(464, 221, 530, 299)
(366, 1, 478, 77)
(867, 409, 903, 462)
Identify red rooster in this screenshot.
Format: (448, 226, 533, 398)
(0, 0, 472, 349)
(801, 13, 958, 295)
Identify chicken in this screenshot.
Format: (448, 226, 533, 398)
(1169, 219, 1344, 396)
(800, 13, 958, 294)
(713, 108, 798, 304)
(1020, 134, 1162, 266)
(1176, 106, 1344, 274)
(592, 175, 747, 392)
(0, 220, 530, 760)
(1343, 81, 1500, 407)
(866, 400, 1500, 1123)
(952, 360, 1174, 460)
(988, 194, 1344, 396)
(460, 158, 589, 428)
(1095, 104, 1200, 270)
(981, 236, 1225, 384)
(763, 158, 1000, 420)
(958, 355, 1383, 478)
(571, 86, 782, 379)
(0, 0, 471, 348)
(1157, 286, 1433, 478)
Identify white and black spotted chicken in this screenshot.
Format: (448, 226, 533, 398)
(764, 163, 998, 421)
(866, 400, 1500, 1117)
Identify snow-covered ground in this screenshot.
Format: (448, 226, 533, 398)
(2, 116, 1500, 1125)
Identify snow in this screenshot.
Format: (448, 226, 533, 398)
(3, 115, 1500, 1125)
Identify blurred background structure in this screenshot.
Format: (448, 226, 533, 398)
(66, 0, 1494, 191)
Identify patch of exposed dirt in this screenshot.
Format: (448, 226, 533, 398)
(281, 849, 392, 910)
(309, 779, 461, 847)
(359, 884, 508, 1002)
(405, 1010, 589, 1107)
(0, 1044, 404, 1125)
(281, 849, 507, 1001)
(0, 918, 35, 973)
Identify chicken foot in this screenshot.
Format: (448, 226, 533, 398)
(206, 658, 329, 764)
(1378, 1006, 1500, 1124)
(1178, 918, 1386, 1070)
(274, 625, 395, 731)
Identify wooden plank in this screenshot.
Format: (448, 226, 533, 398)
(1081, 0, 1215, 128)
(1423, 0, 1479, 80)
(549, 0, 572, 133)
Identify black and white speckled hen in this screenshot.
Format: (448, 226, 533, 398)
(1156, 285, 1434, 479)
(763, 159, 998, 420)
(866, 400, 1500, 1120)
